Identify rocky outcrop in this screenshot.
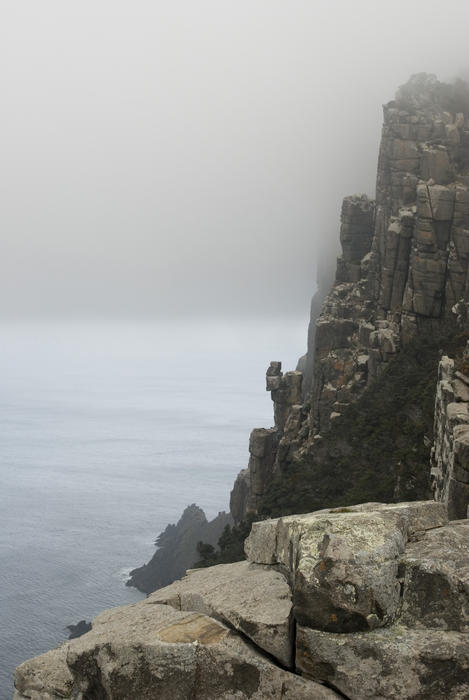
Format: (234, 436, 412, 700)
(148, 560, 294, 667)
(297, 625, 469, 700)
(66, 620, 91, 640)
(297, 257, 337, 395)
(431, 354, 469, 519)
(230, 363, 303, 521)
(14, 604, 336, 700)
(127, 504, 232, 594)
(15, 501, 469, 700)
(245, 500, 447, 633)
(231, 74, 469, 524)
(310, 75, 469, 432)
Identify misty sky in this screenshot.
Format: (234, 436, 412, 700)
(2, 1, 469, 319)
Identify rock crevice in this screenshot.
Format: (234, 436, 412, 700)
(15, 501, 469, 700)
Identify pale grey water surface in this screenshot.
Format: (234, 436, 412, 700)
(0, 318, 306, 698)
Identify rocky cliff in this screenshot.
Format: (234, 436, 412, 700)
(14, 74, 469, 699)
(127, 505, 232, 594)
(14, 500, 469, 699)
(431, 351, 469, 519)
(231, 73, 469, 523)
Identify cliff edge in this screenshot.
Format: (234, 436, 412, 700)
(231, 73, 469, 523)
(14, 74, 469, 699)
(14, 500, 469, 699)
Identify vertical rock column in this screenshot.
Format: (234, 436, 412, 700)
(431, 353, 469, 519)
(230, 363, 302, 522)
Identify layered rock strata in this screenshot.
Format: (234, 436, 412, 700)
(309, 78, 469, 427)
(16, 500, 469, 700)
(232, 74, 469, 523)
(431, 354, 469, 518)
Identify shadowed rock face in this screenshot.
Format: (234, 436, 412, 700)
(296, 626, 469, 700)
(431, 356, 469, 519)
(400, 519, 469, 631)
(127, 504, 232, 594)
(14, 501, 469, 700)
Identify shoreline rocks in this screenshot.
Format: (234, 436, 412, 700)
(127, 504, 232, 594)
(14, 500, 469, 700)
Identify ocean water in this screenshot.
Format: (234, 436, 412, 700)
(0, 318, 307, 698)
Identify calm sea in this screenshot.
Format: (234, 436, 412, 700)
(0, 318, 306, 698)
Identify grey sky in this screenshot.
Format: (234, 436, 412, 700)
(2, 1, 469, 318)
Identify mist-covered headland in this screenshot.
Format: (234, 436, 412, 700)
(14, 73, 469, 699)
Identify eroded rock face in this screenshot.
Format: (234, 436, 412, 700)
(431, 356, 469, 519)
(14, 603, 337, 700)
(14, 501, 469, 700)
(230, 361, 302, 518)
(230, 76, 469, 526)
(146, 560, 294, 667)
(296, 625, 469, 700)
(400, 520, 469, 631)
(245, 501, 447, 633)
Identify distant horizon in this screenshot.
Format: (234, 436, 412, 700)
(0, 308, 313, 322)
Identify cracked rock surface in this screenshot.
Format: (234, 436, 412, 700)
(14, 500, 469, 700)
(14, 603, 336, 700)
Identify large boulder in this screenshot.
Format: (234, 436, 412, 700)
(14, 603, 338, 700)
(245, 501, 447, 632)
(296, 624, 469, 700)
(146, 560, 294, 667)
(400, 520, 469, 631)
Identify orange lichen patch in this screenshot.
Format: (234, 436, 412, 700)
(319, 560, 326, 571)
(416, 229, 435, 244)
(158, 613, 228, 645)
(330, 614, 338, 623)
(333, 359, 354, 373)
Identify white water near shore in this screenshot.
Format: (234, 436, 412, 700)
(0, 318, 307, 697)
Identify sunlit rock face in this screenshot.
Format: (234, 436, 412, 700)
(15, 501, 469, 700)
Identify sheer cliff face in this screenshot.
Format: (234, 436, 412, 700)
(231, 76, 469, 523)
(314, 79, 469, 434)
(431, 354, 469, 520)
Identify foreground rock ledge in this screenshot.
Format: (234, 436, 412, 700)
(15, 501, 469, 700)
(147, 560, 294, 667)
(14, 604, 336, 700)
(245, 500, 448, 632)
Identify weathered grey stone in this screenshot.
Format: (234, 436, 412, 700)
(432, 358, 469, 518)
(339, 195, 375, 264)
(14, 644, 73, 700)
(229, 468, 250, 524)
(246, 502, 447, 633)
(400, 520, 469, 631)
(402, 248, 448, 317)
(146, 560, 294, 667)
(420, 145, 453, 184)
(15, 604, 338, 700)
(266, 360, 282, 376)
(296, 624, 469, 700)
(269, 370, 303, 432)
